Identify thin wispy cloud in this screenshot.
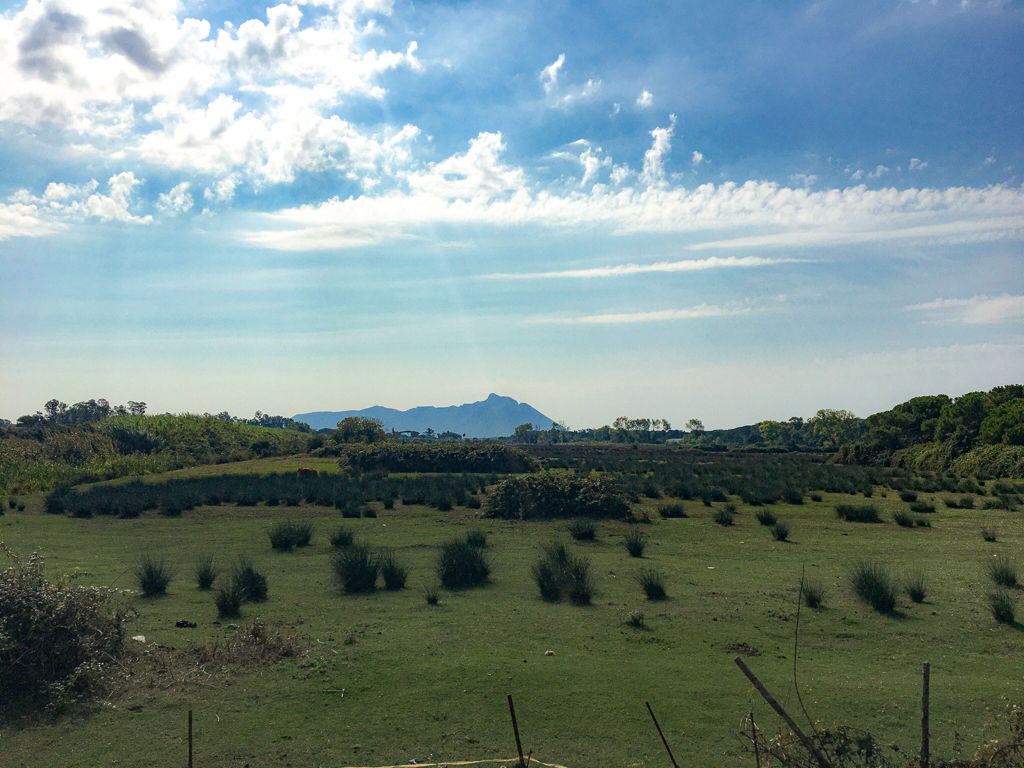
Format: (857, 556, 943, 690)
(481, 255, 799, 280)
(530, 302, 755, 325)
(906, 294, 1024, 325)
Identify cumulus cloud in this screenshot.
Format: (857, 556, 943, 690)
(157, 181, 194, 215)
(10, 171, 152, 225)
(636, 89, 654, 108)
(906, 294, 1024, 324)
(691, 150, 704, 166)
(407, 131, 524, 200)
(0, 201, 64, 241)
(538, 53, 600, 108)
(640, 114, 676, 187)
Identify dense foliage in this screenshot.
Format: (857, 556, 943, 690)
(486, 470, 629, 520)
(337, 442, 536, 473)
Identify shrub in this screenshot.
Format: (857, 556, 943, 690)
(6, 497, 15, 509)
(850, 562, 897, 614)
(624, 529, 646, 557)
(0, 549, 130, 710)
(531, 542, 594, 605)
(232, 557, 268, 602)
(423, 584, 440, 606)
(713, 508, 735, 527)
(486, 470, 628, 520)
(627, 609, 645, 628)
(959, 495, 975, 509)
(194, 557, 218, 590)
(380, 551, 409, 591)
(988, 556, 1018, 588)
(909, 501, 935, 513)
(756, 509, 777, 527)
(136, 556, 173, 597)
(268, 520, 314, 551)
(215, 580, 244, 618)
(989, 589, 1016, 625)
(465, 529, 488, 548)
(803, 581, 825, 609)
(809, 493, 823, 502)
(659, 503, 687, 519)
(899, 490, 918, 502)
(981, 528, 998, 543)
(635, 568, 667, 600)
(532, 557, 562, 602)
(332, 546, 380, 593)
(564, 556, 595, 606)
(905, 572, 927, 603)
(437, 538, 490, 588)
(893, 510, 914, 528)
(914, 517, 931, 528)
(568, 518, 597, 541)
(770, 522, 790, 541)
(330, 527, 355, 548)
(835, 504, 881, 523)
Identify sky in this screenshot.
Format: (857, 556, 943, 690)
(0, 0, 1022, 428)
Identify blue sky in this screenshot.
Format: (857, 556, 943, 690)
(1, 0, 1022, 427)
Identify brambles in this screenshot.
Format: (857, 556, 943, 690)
(232, 557, 268, 602)
(194, 557, 218, 590)
(850, 562, 897, 614)
(713, 507, 735, 527)
(268, 520, 314, 551)
(330, 527, 355, 548)
(568, 518, 597, 541)
(380, 551, 409, 590)
(332, 546, 380, 593)
(659, 503, 687, 519)
(803, 581, 825, 609)
(635, 568, 667, 600)
(437, 536, 490, 588)
(989, 589, 1016, 625)
(624, 529, 646, 557)
(988, 556, 1018, 588)
(486, 470, 629, 520)
(136, 556, 173, 597)
(835, 504, 881, 523)
(981, 528, 998, 543)
(531, 542, 595, 605)
(755, 509, 777, 527)
(905, 572, 927, 603)
(770, 522, 790, 541)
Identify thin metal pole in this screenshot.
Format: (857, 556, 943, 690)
(188, 709, 193, 768)
(921, 662, 930, 768)
(507, 695, 526, 768)
(734, 657, 830, 768)
(645, 701, 681, 768)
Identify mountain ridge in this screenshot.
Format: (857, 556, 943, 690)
(294, 393, 556, 437)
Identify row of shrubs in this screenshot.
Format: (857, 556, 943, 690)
(44, 472, 487, 519)
(338, 442, 537, 473)
(485, 470, 629, 520)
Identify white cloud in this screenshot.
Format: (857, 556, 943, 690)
(635, 89, 654, 108)
(539, 53, 565, 95)
(538, 53, 600, 108)
(868, 164, 890, 179)
(906, 294, 1024, 324)
(0, 201, 64, 241)
(984, 154, 997, 166)
(789, 173, 817, 187)
(156, 181, 194, 215)
(640, 114, 676, 187)
(909, 157, 928, 171)
(531, 302, 754, 325)
(481, 255, 799, 280)
(10, 171, 152, 225)
(204, 175, 238, 203)
(407, 131, 524, 200)
(691, 150, 704, 166)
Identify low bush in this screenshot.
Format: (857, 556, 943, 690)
(989, 589, 1016, 625)
(568, 518, 597, 541)
(809, 493, 823, 502)
(194, 557, 218, 590)
(531, 542, 594, 605)
(0, 548, 130, 710)
(437, 537, 490, 588)
(835, 504, 881, 523)
(486, 470, 628, 520)
(624, 529, 646, 557)
(332, 546, 380, 593)
(770, 522, 790, 541)
(893, 510, 914, 528)
(713, 508, 735, 527)
(635, 568, 667, 600)
(136, 556, 173, 597)
(627, 609, 645, 628)
(564, 556, 595, 606)
(981, 528, 998, 543)
(905, 572, 927, 603)
(423, 584, 440, 606)
(268, 520, 314, 551)
(899, 490, 918, 502)
(215, 580, 244, 618)
(232, 557, 268, 602)
(659, 503, 687, 519)
(755, 509, 777, 527)
(330, 527, 355, 548)
(803, 581, 824, 609)
(909, 500, 935, 513)
(988, 556, 1018, 588)
(850, 562, 897, 614)
(380, 551, 409, 590)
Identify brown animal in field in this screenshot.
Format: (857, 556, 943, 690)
(297, 467, 319, 477)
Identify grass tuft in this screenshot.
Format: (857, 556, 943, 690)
(850, 562, 897, 614)
(624, 529, 646, 557)
(330, 527, 355, 549)
(635, 568, 667, 600)
(136, 556, 173, 597)
(232, 557, 268, 602)
(568, 518, 598, 541)
(989, 589, 1016, 625)
(836, 504, 881, 523)
(194, 556, 218, 591)
(332, 546, 380, 593)
(380, 550, 409, 591)
(988, 556, 1018, 588)
(905, 572, 927, 603)
(755, 509, 777, 527)
(437, 538, 490, 589)
(803, 581, 825, 610)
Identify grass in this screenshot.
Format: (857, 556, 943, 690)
(836, 504, 881, 523)
(437, 537, 490, 588)
(988, 556, 1018, 588)
(989, 589, 1016, 625)
(755, 509, 777, 526)
(136, 555, 173, 597)
(850, 562, 897, 614)
(624, 528, 646, 557)
(713, 508, 735, 527)
(568, 518, 598, 540)
(635, 568, 667, 600)
(803, 581, 825, 609)
(332, 546, 380, 593)
(194, 556, 218, 590)
(770, 522, 790, 541)
(905, 572, 927, 603)
(329, 526, 354, 548)
(1, 456, 1022, 767)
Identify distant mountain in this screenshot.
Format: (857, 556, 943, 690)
(294, 393, 556, 438)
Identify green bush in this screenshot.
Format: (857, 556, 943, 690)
(136, 556, 172, 597)
(659, 503, 687, 519)
(531, 542, 594, 605)
(835, 504, 881, 523)
(627, 609, 645, 628)
(380, 551, 409, 591)
(194, 557, 218, 590)
(330, 527, 355, 548)
(850, 562, 897, 614)
(770, 522, 790, 541)
(635, 568, 667, 600)
(624, 529, 646, 557)
(341, 442, 536, 473)
(713, 508, 735, 527)
(988, 556, 1018, 588)
(332, 546, 380, 593)
(465, 529, 488, 548)
(232, 557, 268, 602)
(803, 581, 824, 609)
(423, 584, 440, 606)
(893, 510, 914, 528)
(909, 500, 935, 513)
(568, 518, 597, 541)
(989, 589, 1016, 625)
(981, 528, 998, 543)
(755, 509, 777, 526)
(486, 470, 628, 520)
(268, 520, 314, 551)
(905, 572, 927, 603)
(437, 538, 490, 588)
(215, 580, 244, 618)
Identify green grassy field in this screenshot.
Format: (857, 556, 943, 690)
(2, 461, 1022, 768)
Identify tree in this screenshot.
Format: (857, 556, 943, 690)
(514, 422, 534, 442)
(335, 417, 386, 444)
(127, 401, 147, 416)
(685, 418, 704, 436)
(808, 408, 862, 449)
